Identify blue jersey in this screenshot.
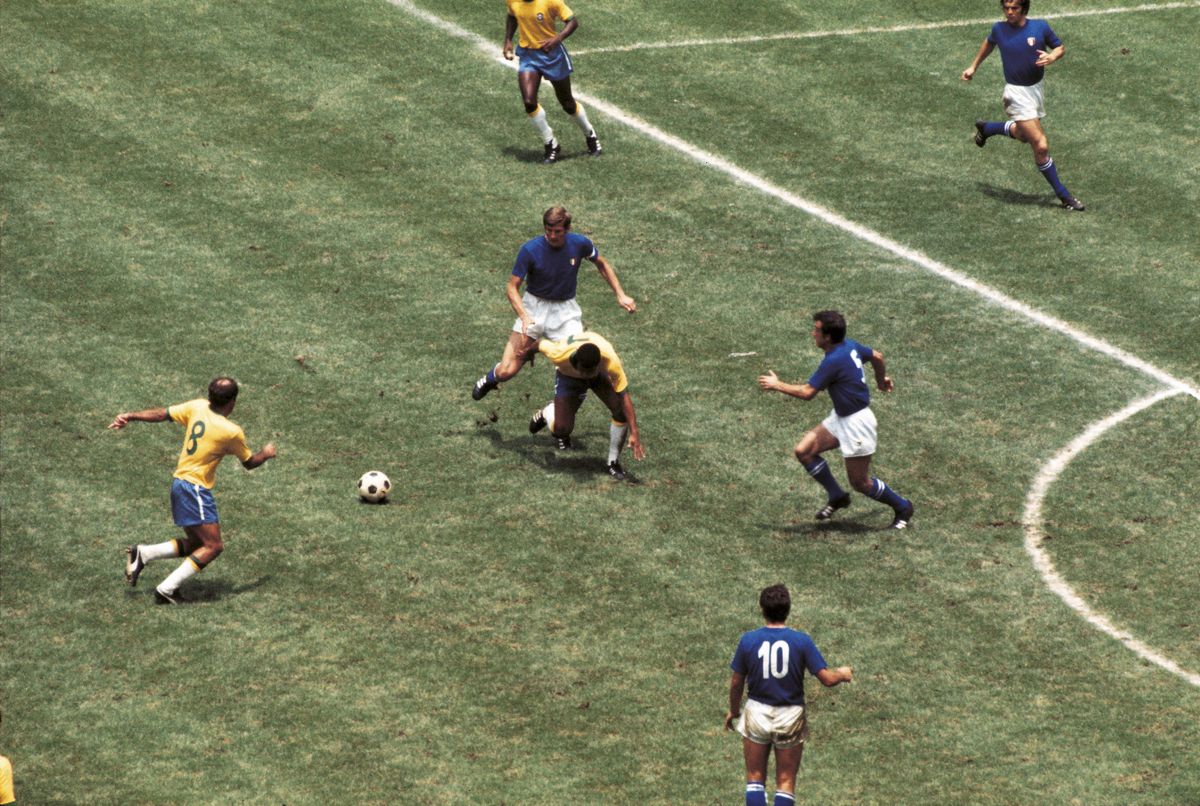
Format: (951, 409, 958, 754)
(731, 626, 828, 707)
(511, 232, 598, 301)
(807, 339, 874, 417)
(988, 19, 1061, 86)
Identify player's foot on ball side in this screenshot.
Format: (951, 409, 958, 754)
(1060, 195, 1086, 211)
(888, 502, 915, 531)
(529, 409, 547, 434)
(471, 375, 495, 401)
(815, 494, 851, 521)
(543, 139, 561, 164)
(154, 587, 185, 605)
(125, 545, 145, 587)
(554, 435, 572, 450)
(973, 120, 987, 148)
(586, 133, 602, 157)
(605, 460, 627, 481)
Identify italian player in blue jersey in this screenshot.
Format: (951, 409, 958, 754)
(726, 584, 853, 806)
(758, 310, 915, 529)
(962, 0, 1085, 211)
(503, 0, 601, 163)
(472, 206, 635, 401)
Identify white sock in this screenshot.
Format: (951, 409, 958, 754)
(528, 105, 554, 144)
(541, 402, 556, 432)
(157, 557, 200, 595)
(608, 422, 628, 463)
(140, 539, 180, 563)
(571, 103, 595, 137)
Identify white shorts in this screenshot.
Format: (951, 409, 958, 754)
(513, 293, 583, 341)
(736, 699, 809, 749)
(822, 406, 878, 458)
(1002, 81, 1046, 122)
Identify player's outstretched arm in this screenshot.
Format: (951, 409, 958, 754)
(867, 350, 893, 393)
(619, 392, 645, 460)
(593, 256, 636, 313)
(243, 443, 277, 470)
(815, 666, 854, 687)
(962, 40, 995, 80)
(108, 407, 169, 429)
(758, 371, 818, 401)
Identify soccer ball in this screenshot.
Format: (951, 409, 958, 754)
(357, 470, 391, 503)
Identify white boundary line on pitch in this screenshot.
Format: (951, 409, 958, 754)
(1023, 388, 1200, 687)
(571, 1, 1200, 55)
(389, 0, 1200, 680)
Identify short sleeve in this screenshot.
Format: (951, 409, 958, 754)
(227, 428, 253, 463)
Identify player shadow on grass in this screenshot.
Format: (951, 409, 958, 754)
(976, 183, 1062, 208)
(480, 428, 621, 482)
(131, 575, 272, 605)
(501, 146, 590, 165)
(771, 517, 877, 540)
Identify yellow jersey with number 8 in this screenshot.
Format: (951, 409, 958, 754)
(168, 399, 252, 489)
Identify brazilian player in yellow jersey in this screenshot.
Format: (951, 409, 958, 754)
(0, 753, 13, 806)
(529, 331, 645, 480)
(109, 377, 277, 604)
(503, 0, 602, 163)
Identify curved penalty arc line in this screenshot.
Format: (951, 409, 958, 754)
(1022, 387, 1200, 687)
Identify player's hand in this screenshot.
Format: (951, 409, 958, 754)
(519, 315, 534, 336)
(617, 294, 637, 313)
(108, 413, 130, 430)
(629, 435, 646, 461)
(837, 665, 854, 682)
(724, 711, 738, 730)
(1035, 49, 1053, 67)
(877, 375, 894, 393)
(538, 37, 559, 53)
(502, 42, 514, 60)
(757, 370, 780, 391)
(262, 443, 278, 460)
(961, 67, 975, 81)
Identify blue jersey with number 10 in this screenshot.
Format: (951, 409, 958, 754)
(807, 339, 874, 418)
(731, 626, 828, 706)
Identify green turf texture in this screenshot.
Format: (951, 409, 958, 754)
(2, 0, 1198, 803)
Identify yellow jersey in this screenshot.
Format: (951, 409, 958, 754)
(168, 399, 252, 489)
(0, 754, 13, 805)
(538, 331, 628, 393)
(506, 0, 574, 49)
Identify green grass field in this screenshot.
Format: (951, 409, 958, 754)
(2, 0, 1198, 803)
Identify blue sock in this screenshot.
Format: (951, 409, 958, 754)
(1037, 158, 1072, 199)
(869, 478, 910, 512)
(774, 792, 796, 806)
(802, 458, 847, 500)
(484, 364, 499, 386)
(745, 782, 767, 806)
(981, 120, 1008, 138)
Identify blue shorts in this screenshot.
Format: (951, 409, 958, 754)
(555, 371, 611, 401)
(171, 478, 219, 526)
(516, 44, 573, 82)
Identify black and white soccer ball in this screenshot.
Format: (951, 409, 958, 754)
(357, 470, 391, 503)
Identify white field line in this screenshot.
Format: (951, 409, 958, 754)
(571, 2, 1200, 55)
(391, 0, 1200, 679)
(1023, 388, 1200, 687)
(389, 0, 1200, 402)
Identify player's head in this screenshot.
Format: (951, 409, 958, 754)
(759, 584, 791, 623)
(208, 377, 239, 408)
(1002, 0, 1030, 14)
(569, 342, 602, 372)
(543, 206, 572, 230)
(812, 310, 847, 343)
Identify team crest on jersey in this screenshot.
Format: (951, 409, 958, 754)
(1027, 36, 1036, 46)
